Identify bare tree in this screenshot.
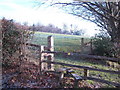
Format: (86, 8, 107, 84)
(37, 1, 120, 41)
(52, 1, 120, 43)
(37, 0, 120, 56)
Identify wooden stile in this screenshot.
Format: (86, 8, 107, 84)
(22, 35, 120, 87)
(39, 35, 54, 73)
(47, 36, 54, 71)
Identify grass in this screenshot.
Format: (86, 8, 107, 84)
(29, 31, 91, 53)
(28, 31, 120, 88)
(54, 54, 120, 88)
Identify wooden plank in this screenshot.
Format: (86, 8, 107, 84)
(71, 73, 82, 80)
(42, 51, 120, 62)
(42, 61, 120, 75)
(56, 68, 71, 72)
(67, 70, 75, 74)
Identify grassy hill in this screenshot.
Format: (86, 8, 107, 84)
(26, 31, 119, 88)
(29, 31, 91, 53)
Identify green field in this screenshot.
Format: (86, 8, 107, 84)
(54, 54, 119, 87)
(28, 31, 119, 88)
(29, 31, 91, 53)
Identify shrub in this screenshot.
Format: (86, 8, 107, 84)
(93, 35, 115, 57)
(1, 18, 32, 67)
(1, 18, 21, 67)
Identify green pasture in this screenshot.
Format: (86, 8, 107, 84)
(54, 55, 120, 88)
(29, 31, 91, 52)
(28, 31, 119, 87)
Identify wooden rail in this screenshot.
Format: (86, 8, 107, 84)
(24, 37, 120, 87)
(25, 43, 120, 63)
(42, 60, 120, 87)
(42, 51, 120, 62)
(42, 61, 120, 75)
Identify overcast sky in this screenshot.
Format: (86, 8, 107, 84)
(0, 0, 100, 36)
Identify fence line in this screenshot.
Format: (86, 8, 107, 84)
(24, 36, 120, 87)
(41, 60, 120, 87)
(41, 51, 120, 63)
(86, 76, 120, 87)
(41, 60, 120, 75)
(25, 42, 120, 63)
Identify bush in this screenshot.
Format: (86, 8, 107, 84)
(1, 18, 33, 68)
(93, 35, 115, 57)
(1, 18, 21, 67)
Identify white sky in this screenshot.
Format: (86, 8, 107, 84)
(0, 0, 100, 36)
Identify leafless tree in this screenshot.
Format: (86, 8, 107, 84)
(38, 0, 120, 56)
(52, 1, 120, 43)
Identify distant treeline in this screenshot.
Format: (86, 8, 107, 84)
(29, 24, 85, 35)
(0, 18, 84, 36)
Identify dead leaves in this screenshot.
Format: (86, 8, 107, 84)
(3, 61, 61, 88)
(3, 58, 102, 88)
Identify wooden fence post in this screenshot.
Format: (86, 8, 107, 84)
(47, 36, 54, 71)
(84, 69, 89, 79)
(39, 45, 46, 74)
(90, 39, 93, 54)
(0, 22, 2, 89)
(81, 38, 84, 53)
(19, 32, 24, 73)
(48, 35, 54, 51)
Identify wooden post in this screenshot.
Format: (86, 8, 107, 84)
(84, 69, 89, 79)
(23, 37, 27, 61)
(48, 35, 54, 51)
(47, 36, 54, 71)
(81, 38, 84, 53)
(47, 55, 52, 70)
(90, 39, 93, 54)
(0, 23, 2, 89)
(19, 33, 24, 73)
(39, 45, 46, 74)
(0, 23, 2, 66)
